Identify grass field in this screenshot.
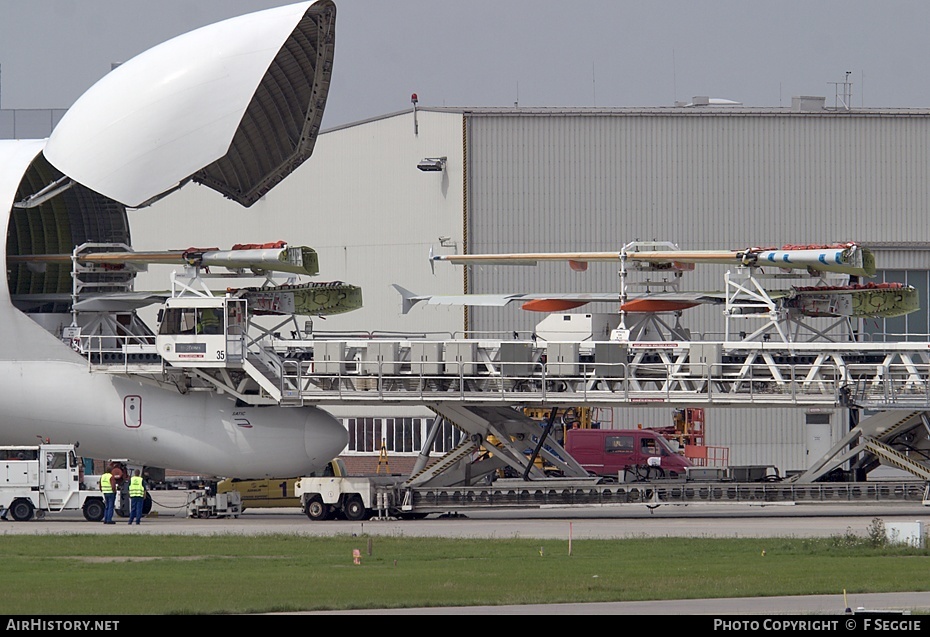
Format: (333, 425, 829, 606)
(1, 522, 928, 615)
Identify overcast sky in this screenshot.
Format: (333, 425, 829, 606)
(2, 0, 930, 129)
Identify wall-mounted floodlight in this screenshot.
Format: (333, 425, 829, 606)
(417, 157, 446, 172)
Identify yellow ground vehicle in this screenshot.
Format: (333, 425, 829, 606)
(481, 407, 592, 478)
(522, 406, 594, 444)
(216, 459, 346, 511)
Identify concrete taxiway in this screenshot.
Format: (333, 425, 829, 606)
(3, 490, 927, 540)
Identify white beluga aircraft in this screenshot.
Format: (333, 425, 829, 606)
(0, 1, 353, 478)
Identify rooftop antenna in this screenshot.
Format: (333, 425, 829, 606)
(830, 72, 853, 110)
(592, 61, 596, 106)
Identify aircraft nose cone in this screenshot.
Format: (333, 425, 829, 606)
(304, 407, 348, 471)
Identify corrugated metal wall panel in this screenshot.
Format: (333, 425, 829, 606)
(467, 113, 930, 250)
(463, 112, 925, 472)
(710, 407, 834, 472)
(869, 248, 930, 270)
(466, 113, 930, 335)
(595, 405, 848, 474)
(0, 108, 67, 139)
(598, 405, 839, 472)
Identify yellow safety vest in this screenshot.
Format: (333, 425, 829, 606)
(197, 309, 221, 334)
(129, 475, 145, 498)
(100, 472, 113, 493)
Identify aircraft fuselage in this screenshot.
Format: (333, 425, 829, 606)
(0, 359, 347, 478)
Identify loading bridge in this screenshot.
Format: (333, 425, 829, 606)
(75, 329, 930, 487)
(84, 333, 930, 411)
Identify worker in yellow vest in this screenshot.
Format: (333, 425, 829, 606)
(197, 307, 222, 335)
(127, 470, 146, 525)
(100, 469, 116, 524)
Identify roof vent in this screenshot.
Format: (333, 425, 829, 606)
(675, 96, 743, 107)
(792, 96, 826, 112)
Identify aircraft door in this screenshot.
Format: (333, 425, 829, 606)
(225, 299, 247, 363)
(124, 395, 142, 428)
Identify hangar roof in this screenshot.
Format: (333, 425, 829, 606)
(322, 102, 930, 134)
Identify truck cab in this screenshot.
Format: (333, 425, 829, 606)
(564, 428, 692, 481)
(155, 297, 248, 368)
(0, 444, 105, 521)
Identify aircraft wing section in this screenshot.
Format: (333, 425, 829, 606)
(397, 279, 916, 319)
(790, 284, 918, 318)
(394, 285, 723, 314)
(394, 285, 541, 314)
(413, 294, 531, 307)
(629, 244, 876, 277)
(431, 252, 622, 270)
(9, 243, 322, 277)
(431, 243, 876, 277)
(44, 1, 335, 208)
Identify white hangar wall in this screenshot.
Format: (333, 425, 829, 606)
(133, 109, 468, 334)
(134, 105, 930, 473)
(132, 110, 470, 422)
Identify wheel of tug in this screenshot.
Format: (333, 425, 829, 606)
(342, 495, 370, 521)
(305, 495, 332, 521)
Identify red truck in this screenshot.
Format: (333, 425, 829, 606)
(564, 428, 692, 481)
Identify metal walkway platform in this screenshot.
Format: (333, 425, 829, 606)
(77, 332, 930, 486)
(85, 335, 930, 410)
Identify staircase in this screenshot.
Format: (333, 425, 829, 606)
(242, 355, 284, 403)
(862, 436, 930, 481)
